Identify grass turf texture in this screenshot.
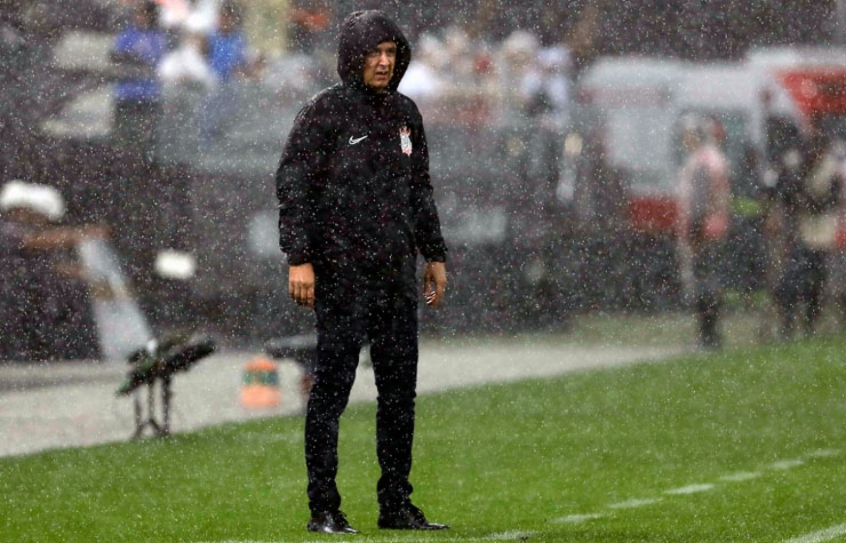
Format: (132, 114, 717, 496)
(3, 335, 846, 542)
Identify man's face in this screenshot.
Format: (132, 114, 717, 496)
(362, 41, 397, 92)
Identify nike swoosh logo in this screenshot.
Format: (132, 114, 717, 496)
(349, 135, 368, 145)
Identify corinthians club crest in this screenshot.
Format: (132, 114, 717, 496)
(399, 126, 412, 156)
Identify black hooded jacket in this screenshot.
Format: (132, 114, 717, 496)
(276, 10, 447, 275)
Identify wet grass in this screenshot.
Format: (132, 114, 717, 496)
(3, 333, 846, 542)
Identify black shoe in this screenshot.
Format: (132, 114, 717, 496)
(307, 510, 359, 534)
(378, 504, 450, 530)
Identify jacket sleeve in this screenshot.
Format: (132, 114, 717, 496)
(275, 100, 327, 266)
(408, 106, 448, 262)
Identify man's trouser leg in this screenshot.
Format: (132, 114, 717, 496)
(369, 288, 419, 512)
(696, 294, 721, 349)
(804, 250, 827, 334)
(305, 305, 362, 515)
(693, 243, 723, 349)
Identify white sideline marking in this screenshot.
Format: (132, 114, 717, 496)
(806, 449, 841, 458)
(484, 531, 535, 540)
(607, 498, 662, 509)
(664, 483, 714, 495)
(552, 513, 604, 524)
(770, 459, 805, 470)
(783, 522, 846, 543)
(719, 472, 761, 482)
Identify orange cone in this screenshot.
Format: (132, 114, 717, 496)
(240, 357, 282, 408)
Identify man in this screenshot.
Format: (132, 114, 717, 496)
(200, 1, 253, 144)
(111, 1, 168, 161)
(276, 10, 449, 535)
(774, 133, 842, 338)
(677, 116, 731, 350)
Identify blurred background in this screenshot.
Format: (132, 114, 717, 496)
(3, 0, 846, 359)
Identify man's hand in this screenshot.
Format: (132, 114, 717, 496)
(289, 263, 315, 308)
(423, 261, 447, 307)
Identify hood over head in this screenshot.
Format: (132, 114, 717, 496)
(337, 10, 411, 92)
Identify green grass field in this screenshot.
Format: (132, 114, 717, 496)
(3, 331, 846, 542)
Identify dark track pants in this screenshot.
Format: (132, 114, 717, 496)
(305, 273, 419, 515)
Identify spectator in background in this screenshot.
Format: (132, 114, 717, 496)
(206, 1, 251, 82)
(200, 0, 254, 145)
(110, 1, 168, 163)
(499, 30, 541, 115)
(441, 24, 478, 83)
(520, 44, 572, 128)
(825, 140, 846, 329)
(242, 0, 288, 58)
(727, 142, 770, 305)
(0, 181, 104, 361)
(157, 19, 215, 159)
(677, 116, 731, 350)
(397, 33, 444, 104)
(158, 23, 216, 90)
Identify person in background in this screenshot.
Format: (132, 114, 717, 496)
(677, 116, 731, 350)
(0, 181, 104, 361)
(498, 29, 540, 114)
(200, 0, 255, 144)
(276, 10, 449, 535)
(520, 44, 571, 128)
(774, 133, 842, 338)
(158, 23, 216, 90)
(206, 1, 251, 82)
(397, 33, 445, 105)
(727, 142, 769, 307)
(110, 1, 168, 162)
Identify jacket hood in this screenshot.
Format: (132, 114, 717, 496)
(337, 10, 411, 92)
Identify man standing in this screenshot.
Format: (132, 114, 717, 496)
(774, 133, 842, 338)
(276, 10, 449, 535)
(111, 1, 168, 162)
(677, 117, 731, 350)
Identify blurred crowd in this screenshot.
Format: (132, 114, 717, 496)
(105, 0, 602, 156)
(109, 0, 261, 158)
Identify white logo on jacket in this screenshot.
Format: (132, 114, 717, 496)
(399, 127, 412, 156)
